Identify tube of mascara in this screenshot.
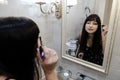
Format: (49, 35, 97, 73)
(39, 46, 45, 60)
(39, 37, 45, 60)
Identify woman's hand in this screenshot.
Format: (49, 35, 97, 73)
(36, 46, 58, 80)
(77, 52, 84, 59)
(0, 76, 6, 80)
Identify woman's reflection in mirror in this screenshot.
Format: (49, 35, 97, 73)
(76, 14, 104, 65)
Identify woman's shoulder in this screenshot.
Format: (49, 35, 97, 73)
(76, 33, 82, 41)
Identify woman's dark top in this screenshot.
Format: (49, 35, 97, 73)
(82, 46, 103, 65)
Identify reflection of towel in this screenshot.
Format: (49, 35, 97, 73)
(65, 41, 77, 51)
(65, 40, 78, 57)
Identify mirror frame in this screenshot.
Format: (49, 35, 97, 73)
(62, 0, 119, 73)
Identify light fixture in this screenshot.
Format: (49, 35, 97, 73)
(35, 0, 62, 19)
(66, 0, 77, 14)
(0, 0, 8, 4)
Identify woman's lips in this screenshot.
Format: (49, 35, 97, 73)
(88, 29, 93, 31)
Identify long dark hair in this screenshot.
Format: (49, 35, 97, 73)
(78, 14, 102, 57)
(0, 17, 40, 80)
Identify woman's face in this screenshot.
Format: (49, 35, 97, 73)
(85, 20, 98, 34)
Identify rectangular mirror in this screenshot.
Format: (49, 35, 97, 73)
(62, 0, 118, 73)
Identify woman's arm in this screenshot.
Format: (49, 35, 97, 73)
(102, 34, 107, 54)
(45, 70, 58, 80)
(76, 33, 82, 42)
(102, 25, 108, 54)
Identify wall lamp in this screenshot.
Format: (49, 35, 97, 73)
(66, 0, 77, 14)
(0, 0, 8, 4)
(36, 0, 62, 19)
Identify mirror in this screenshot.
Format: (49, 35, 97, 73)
(62, 0, 118, 73)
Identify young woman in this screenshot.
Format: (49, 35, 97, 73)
(0, 17, 58, 80)
(77, 14, 103, 65)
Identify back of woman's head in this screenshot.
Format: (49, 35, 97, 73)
(0, 17, 39, 80)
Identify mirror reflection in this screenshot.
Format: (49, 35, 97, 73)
(66, 14, 108, 65)
(63, 0, 114, 73)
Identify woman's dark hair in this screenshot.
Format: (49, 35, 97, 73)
(77, 14, 102, 60)
(0, 17, 40, 80)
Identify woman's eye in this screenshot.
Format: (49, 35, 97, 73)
(93, 22, 97, 25)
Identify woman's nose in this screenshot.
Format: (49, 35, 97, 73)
(89, 23, 93, 27)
